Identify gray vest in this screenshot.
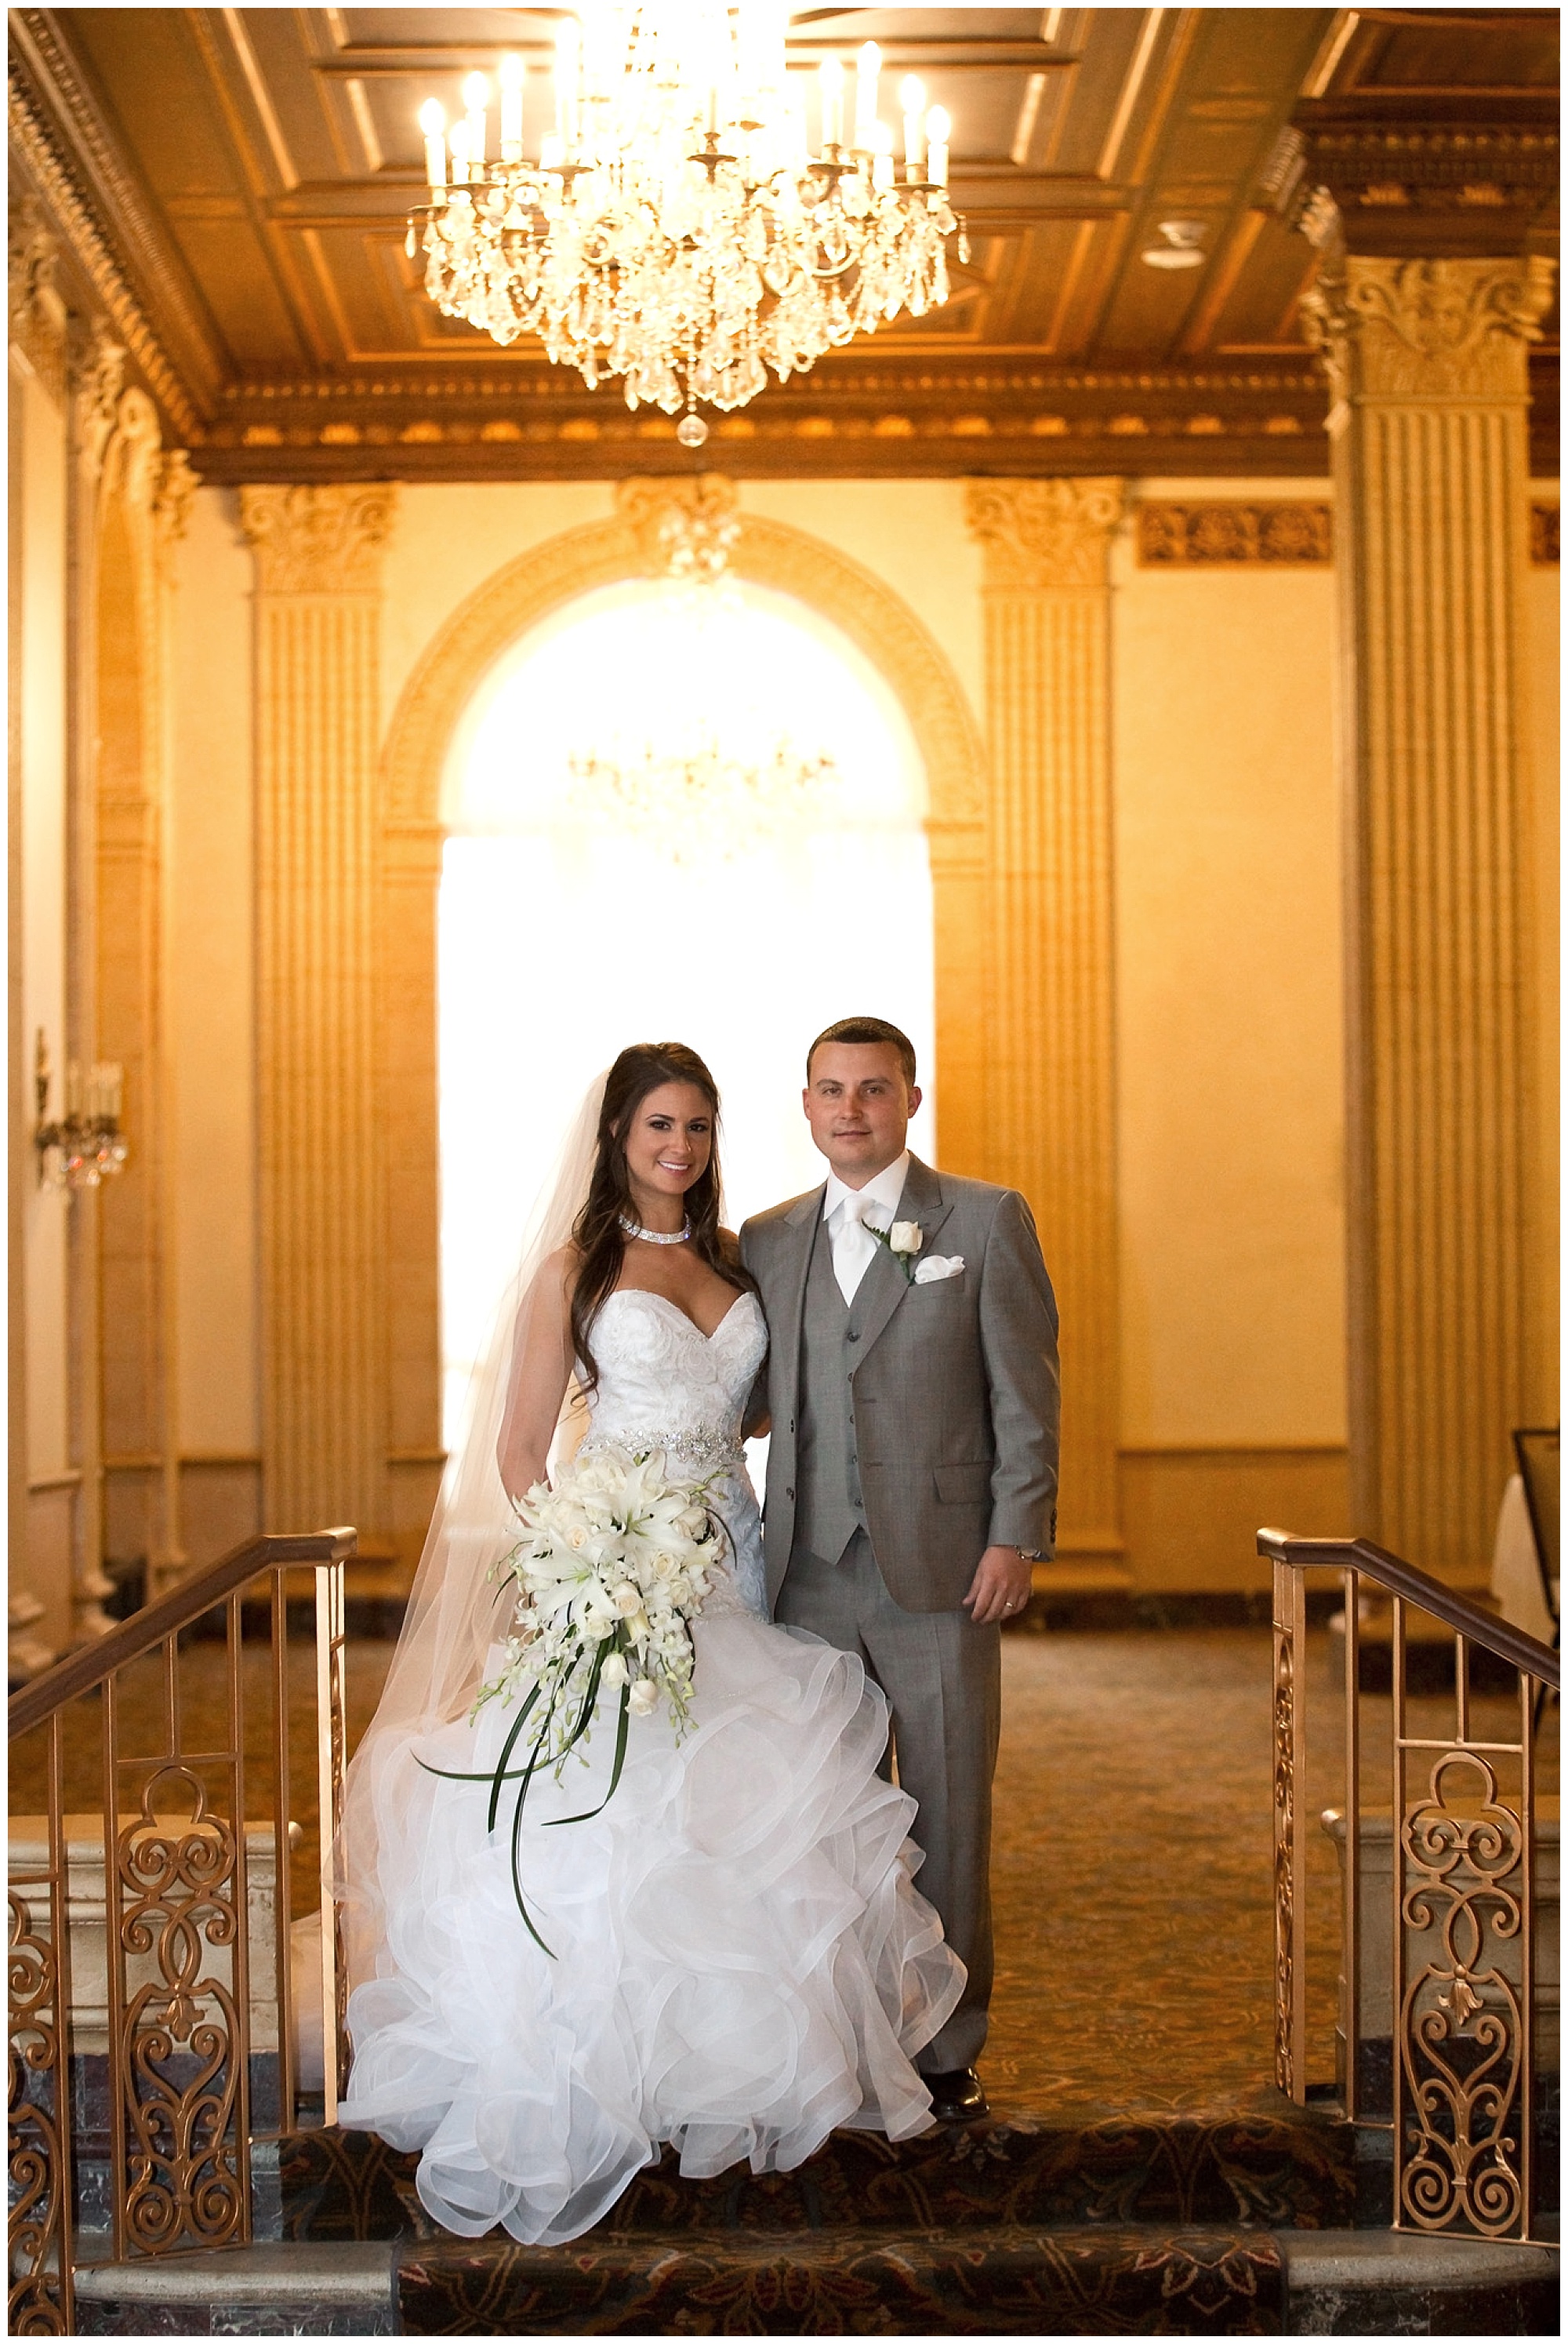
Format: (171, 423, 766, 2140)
(793, 1215, 872, 1567)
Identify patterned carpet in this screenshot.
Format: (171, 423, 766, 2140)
(11, 1620, 1554, 2112)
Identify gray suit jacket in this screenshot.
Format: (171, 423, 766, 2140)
(739, 1155, 1061, 1614)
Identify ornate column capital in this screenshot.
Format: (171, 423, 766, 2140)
(153, 450, 197, 556)
(1301, 253, 1556, 402)
(240, 484, 397, 594)
(615, 473, 738, 583)
(69, 318, 127, 481)
(965, 478, 1124, 590)
(9, 193, 67, 402)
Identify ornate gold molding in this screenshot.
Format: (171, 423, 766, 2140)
(7, 38, 203, 441)
(238, 485, 397, 595)
(965, 478, 1124, 588)
(1302, 256, 1556, 404)
(1530, 502, 1559, 565)
(1138, 503, 1333, 566)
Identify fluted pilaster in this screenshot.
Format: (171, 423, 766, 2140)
(241, 485, 395, 1538)
(1303, 254, 1555, 1574)
(966, 479, 1123, 1554)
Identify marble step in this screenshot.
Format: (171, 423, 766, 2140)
(66, 2227, 1560, 2336)
(277, 2097, 1357, 2244)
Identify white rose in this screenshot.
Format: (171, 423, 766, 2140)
(628, 1677, 659, 1717)
(600, 1651, 627, 1688)
(889, 1220, 924, 1255)
(610, 1580, 642, 1615)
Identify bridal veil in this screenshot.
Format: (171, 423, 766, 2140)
(336, 1075, 606, 1990)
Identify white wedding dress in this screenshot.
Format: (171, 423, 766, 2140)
(339, 1287, 964, 2246)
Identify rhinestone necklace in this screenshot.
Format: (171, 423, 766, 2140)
(619, 1212, 692, 1246)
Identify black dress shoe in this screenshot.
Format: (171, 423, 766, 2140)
(921, 2066, 989, 2123)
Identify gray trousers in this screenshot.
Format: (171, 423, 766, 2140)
(775, 1531, 1000, 2072)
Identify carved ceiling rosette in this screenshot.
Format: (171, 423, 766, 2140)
(1301, 255, 1556, 403)
(964, 478, 1125, 590)
(239, 484, 397, 594)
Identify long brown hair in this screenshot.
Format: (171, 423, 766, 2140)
(570, 1042, 755, 1394)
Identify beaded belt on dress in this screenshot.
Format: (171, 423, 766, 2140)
(578, 1427, 742, 1474)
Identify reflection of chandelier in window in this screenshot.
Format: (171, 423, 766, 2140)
(408, 4, 965, 444)
(561, 725, 841, 862)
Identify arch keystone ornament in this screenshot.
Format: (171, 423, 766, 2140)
(967, 478, 1125, 1559)
(240, 485, 397, 1544)
(376, 493, 988, 1542)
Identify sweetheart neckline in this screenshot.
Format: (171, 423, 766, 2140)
(601, 1286, 759, 1346)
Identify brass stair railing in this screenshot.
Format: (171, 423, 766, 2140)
(1261, 1528, 1559, 2249)
(8, 1528, 354, 2335)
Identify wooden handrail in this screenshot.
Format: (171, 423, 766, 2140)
(1258, 1527, 1560, 1689)
(7, 1528, 357, 1737)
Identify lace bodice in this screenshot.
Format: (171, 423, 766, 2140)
(579, 1288, 770, 1618)
(581, 1288, 767, 1455)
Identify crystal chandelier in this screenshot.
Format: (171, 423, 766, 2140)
(408, 5, 966, 442)
(564, 729, 840, 859)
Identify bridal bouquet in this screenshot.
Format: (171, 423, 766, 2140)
(421, 1445, 724, 1952)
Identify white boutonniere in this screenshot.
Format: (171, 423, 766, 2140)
(863, 1214, 965, 1289)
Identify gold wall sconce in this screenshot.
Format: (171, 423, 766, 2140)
(34, 1029, 128, 1190)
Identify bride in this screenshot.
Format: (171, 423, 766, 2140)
(336, 1041, 964, 2246)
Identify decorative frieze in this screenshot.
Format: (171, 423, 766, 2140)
(1138, 503, 1332, 565)
(966, 478, 1123, 1555)
(241, 485, 397, 1542)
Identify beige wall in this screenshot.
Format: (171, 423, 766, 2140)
(158, 471, 1556, 1593)
(1115, 482, 1346, 1452)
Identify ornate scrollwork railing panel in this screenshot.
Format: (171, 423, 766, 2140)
(8, 1716, 74, 2336)
(111, 1746, 251, 2259)
(1396, 1744, 1531, 2238)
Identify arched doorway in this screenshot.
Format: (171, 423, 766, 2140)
(375, 492, 985, 1556)
(437, 572, 935, 1433)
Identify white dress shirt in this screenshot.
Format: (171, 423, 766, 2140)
(822, 1151, 910, 1305)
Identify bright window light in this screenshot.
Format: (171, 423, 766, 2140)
(439, 577, 935, 1440)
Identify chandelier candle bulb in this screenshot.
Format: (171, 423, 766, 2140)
(926, 106, 949, 189)
(818, 55, 844, 151)
(499, 55, 524, 165)
(901, 76, 926, 176)
(871, 119, 895, 190)
(855, 42, 881, 149)
(418, 100, 447, 191)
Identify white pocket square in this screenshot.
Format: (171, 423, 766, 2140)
(913, 1254, 964, 1284)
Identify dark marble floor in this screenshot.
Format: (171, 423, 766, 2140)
(12, 1622, 1554, 2115)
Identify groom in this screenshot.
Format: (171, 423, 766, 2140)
(740, 1016, 1060, 2123)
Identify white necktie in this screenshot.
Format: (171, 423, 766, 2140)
(831, 1193, 878, 1304)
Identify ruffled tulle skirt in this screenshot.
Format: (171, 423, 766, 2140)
(339, 1603, 965, 2245)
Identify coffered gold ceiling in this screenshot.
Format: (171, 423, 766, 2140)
(9, 7, 1559, 479)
